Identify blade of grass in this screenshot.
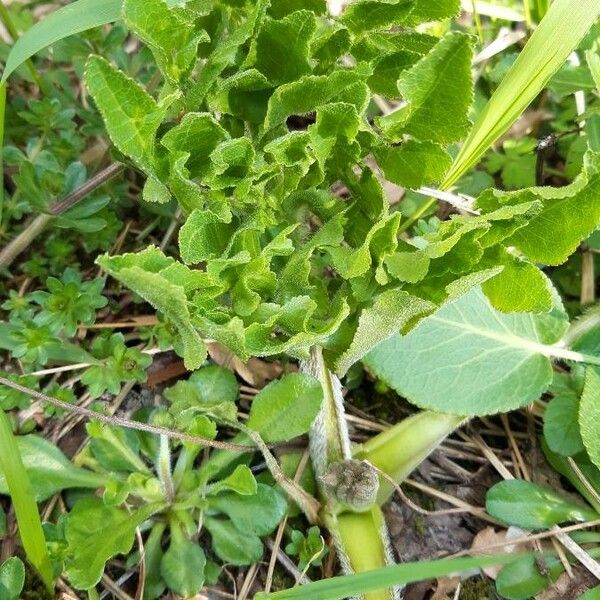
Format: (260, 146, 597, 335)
(0, 82, 5, 225)
(0, 2, 44, 89)
(442, 0, 600, 190)
(0, 410, 53, 591)
(256, 553, 529, 600)
(0, 0, 122, 85)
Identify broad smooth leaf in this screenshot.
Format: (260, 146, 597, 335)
(579, 367, 600, 472)
(246, 373, 323, 442)
(486, 480, 598, 529)
(364, 287, 568, 415)
(0, 435, 106, 501)
(209, 483, 287, 537)
(443, 0, 600, 188)
(495, 554, 565, 600)
(204, 517, 264, 565)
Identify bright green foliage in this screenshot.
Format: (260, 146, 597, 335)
(364, 287, 569, 415)
(486, 480, 598, 529)
(30, 268, 107, 336)
(81, 333, 152, 398)
(123, 0, 208, 83)
(579, 367, 600, 472)
(285, 526, 328, 569)
(64, 497, 164, 589)
(97, 249, 207, 369)
(0, 558, 25, 600)
(87, 0, 500, 378)
(84, 56, 171, 202)
(496, 554, 568, 600)
(160, 523, 206, 597)
(0, 435, 106, 500)
(477, 152, 600, 265)
(378, 32, 473, 144)
(246, 373, 323, 442)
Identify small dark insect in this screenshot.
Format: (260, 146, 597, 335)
(535, 128, 580, 185)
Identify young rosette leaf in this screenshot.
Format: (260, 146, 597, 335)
(246, 373, 323, 442)
(64, 497, 164, 590)
(364, 286, 569, 415)
(486, 480, 598, 529)
(160, 522, 206, 597)
(206, 483, 287, 565)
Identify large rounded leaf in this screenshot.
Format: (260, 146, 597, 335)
(364, 287, 568, 415)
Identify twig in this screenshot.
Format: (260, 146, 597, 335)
(451, 518, 600, 557)
(0, 162, 124, 269)
(47, 162, 124, 214)
(265, 538, 312, 585)
(0, 376, 255, 452)
(264, 450, 311, 593)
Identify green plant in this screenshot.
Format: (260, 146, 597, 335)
(2, 0, 600, 598)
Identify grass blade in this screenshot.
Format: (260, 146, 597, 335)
(256, 553, 528, 600)
(0, 411, 53, 591)
(0, 0, 122, 85)
(442, 0, 600, 189)
(0, 82, 5, 224)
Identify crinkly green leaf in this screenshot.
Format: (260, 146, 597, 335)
(269, 0, 326, 17)
(246, 373, 323, 442)
(97, 247, 207, 369)
(378, 32, 473, 144)
(478, 152, 600, 265)
(340, 0, 414, 33)
(84, 56, 167, 187)
(406, 0, 460, 24)
(179, 210, 235, 264)
(364, 287, 568, 415)
(374, 140, 452, 188)
(252, 10, 316, 84)
(123, 0, 208, 82)
(264, 68, 371, 131)
(334, 289, 435, 376)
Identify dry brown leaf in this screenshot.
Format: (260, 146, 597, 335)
(470, 527, 523, 579)
(430, 576, 460, 600)
(207, 342, 284, 388)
